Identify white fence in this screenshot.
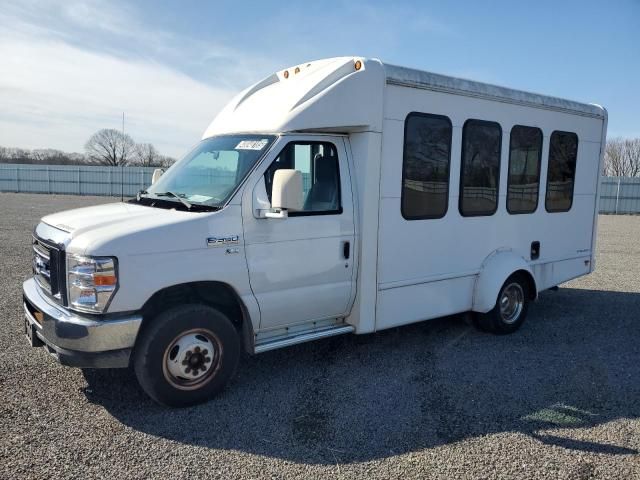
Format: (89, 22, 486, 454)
(1, 164, 639, 214)
(0, 163, 157, 197)
(599, 177, 640, 214)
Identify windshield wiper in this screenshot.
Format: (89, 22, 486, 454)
(153, 191, 192, 210)
(134, 190, 220, 212)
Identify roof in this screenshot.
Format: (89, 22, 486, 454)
(202, 57, 605, 138)
(384, 63, 605, 119)
(202, 57, 385, 137)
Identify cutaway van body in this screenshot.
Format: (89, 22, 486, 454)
(23, 57, 607, 406)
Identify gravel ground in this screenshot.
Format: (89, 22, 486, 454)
(1, 192, 639, 479)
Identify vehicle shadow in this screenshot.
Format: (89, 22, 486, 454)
(81, 287, 640, 464)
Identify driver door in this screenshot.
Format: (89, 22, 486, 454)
(242, 136, 356, 330)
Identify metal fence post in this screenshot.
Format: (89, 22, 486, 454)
(15, 167, 19, 193)
(47, 166, 51, 194)
(615, 178, 621, 214)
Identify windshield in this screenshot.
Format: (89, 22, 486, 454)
(146, 135, 275, 207)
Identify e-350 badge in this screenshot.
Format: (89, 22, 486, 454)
(207, 235, 240, 248)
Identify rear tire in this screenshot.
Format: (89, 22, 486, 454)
(133, 304, 240, 407)
(475, 273, 530, 334)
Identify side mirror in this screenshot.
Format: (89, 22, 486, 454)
(266, 169, 303, 219)
(151, 168, 164, 185)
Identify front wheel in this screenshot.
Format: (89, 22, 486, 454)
(475, 273, 531, 334)
(133, 304, 240, 407)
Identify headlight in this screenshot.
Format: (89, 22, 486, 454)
(66, 254, 118, 313)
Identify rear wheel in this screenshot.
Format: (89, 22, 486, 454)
(475, 273, 530, 334)
(133, 304, 240, 407)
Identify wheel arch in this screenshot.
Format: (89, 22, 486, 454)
(138, 281, 255, 354)
(472, 249, 537, 314)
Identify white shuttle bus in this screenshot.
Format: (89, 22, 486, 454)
(23, 57, 607, 406)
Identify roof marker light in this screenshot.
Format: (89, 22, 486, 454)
(283, 70, 289, 79)
(354, 60, 362, 71)
(294, 67, 300, 74)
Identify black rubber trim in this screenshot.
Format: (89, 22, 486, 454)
(32, 330, 132, 369)
(458, 118, 503, 217)
(400, 112, 453, 221)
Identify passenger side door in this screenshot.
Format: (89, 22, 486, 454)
(242, 136, 356, 330)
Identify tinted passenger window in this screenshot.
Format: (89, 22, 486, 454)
(546, 131, 578, 212)
(507, 126, 543, 214)
(459, 120, 502, 216)
(264, 141, 341, 215)
(401, 113, 452, 219)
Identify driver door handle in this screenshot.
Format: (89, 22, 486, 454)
(343, 241, 350, 259)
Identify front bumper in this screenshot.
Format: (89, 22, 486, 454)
(23, 277, 142, 368)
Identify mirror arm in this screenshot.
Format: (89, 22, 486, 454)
(264, 209, 289, 219)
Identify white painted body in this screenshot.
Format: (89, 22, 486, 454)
(37, 57, 607, 350)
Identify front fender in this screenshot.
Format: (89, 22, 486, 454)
(472, 249, 536, 313)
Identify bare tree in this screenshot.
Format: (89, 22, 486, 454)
(1, 139, 170, 166)
(134, 143, 160, 167)
(604, 138, 640, 177)
(158, 155, 177, 168)
(0, 146, 90, 165)
(605, 138, 625, 176)
(85, 129, 135, 166)
(30, 149, 48, 163)
(626, 138, 640, 177)
(11, 148, 32, 163)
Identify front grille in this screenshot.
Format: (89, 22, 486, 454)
(32, 236, 66, 304)
(33, 239, 52, 294)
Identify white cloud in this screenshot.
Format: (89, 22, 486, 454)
(0, 0, 458, 157)
(0, 38, 238, 157)
(0, 0, 277, 157)
(60, 0, 138, 36)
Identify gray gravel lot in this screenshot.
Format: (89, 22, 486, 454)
(1, 192, 639, 479)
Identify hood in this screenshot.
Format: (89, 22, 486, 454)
(43, 202, 169, 235)
(41, 202, 211, 256)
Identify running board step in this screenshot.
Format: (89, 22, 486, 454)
(254, 324, 355, 354)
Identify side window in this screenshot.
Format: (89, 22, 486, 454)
(507, 126, 543, 214)
(546, 131, 578, 212)
(264, 141, 342, 215)
(401, 113, 452, 220)
(459, 119, 502, 216)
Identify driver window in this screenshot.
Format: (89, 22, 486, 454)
(264, 141, 342, 215)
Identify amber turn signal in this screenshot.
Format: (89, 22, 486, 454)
(94, 275, 117, 286)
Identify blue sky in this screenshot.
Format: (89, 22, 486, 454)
(1, 0, 638, 157)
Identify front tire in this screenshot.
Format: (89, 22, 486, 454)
(133, 304, 240, 407)
(475, 273, 531, 334)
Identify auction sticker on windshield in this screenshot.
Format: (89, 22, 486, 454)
(235, 139, 269, 150)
